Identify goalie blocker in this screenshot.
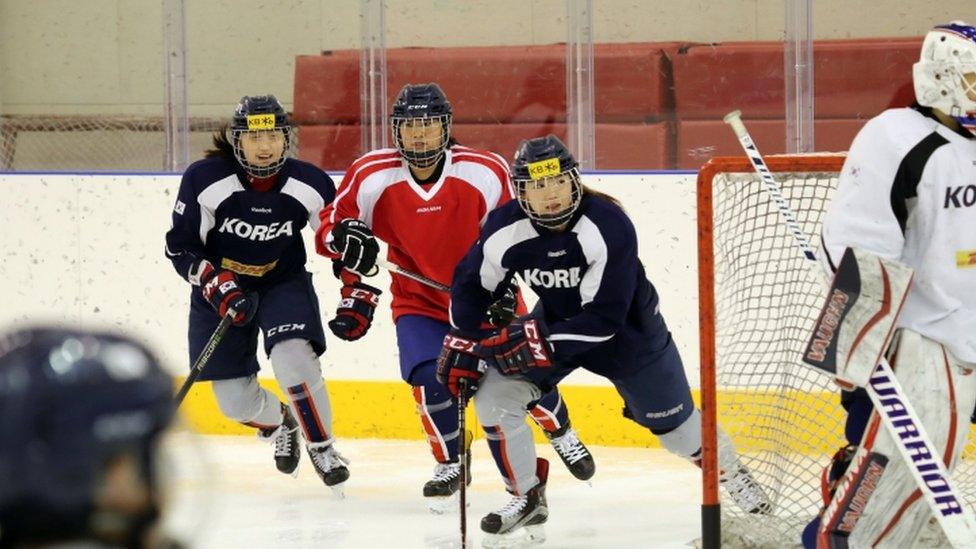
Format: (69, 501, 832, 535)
(802, 247, 913, 388)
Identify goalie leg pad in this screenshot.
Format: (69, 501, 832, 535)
(803, 247, 914, 387)
(270, 338, 334, 444)
(828, 331, 976, 548)
(475, 367, 543, 495)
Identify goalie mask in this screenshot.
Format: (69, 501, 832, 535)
(231, 94, 292, 177)
(913, 21, 976, 135)
(0, 328, 176, 546)
(391, 83, 453, 168)
(511, 135, 582, 229)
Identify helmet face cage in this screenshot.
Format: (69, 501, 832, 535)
(514, 166, 583, 229)
(392, 113, 452, 168)
(913, 22, 976, 134)
(390, 83, 453, 168)
(230, 95, 292, 177)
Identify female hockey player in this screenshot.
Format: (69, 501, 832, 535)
(164, 95, 349, 495)
(315, 83, 594, 513)
(802, 21, 976, 548)
(436, 135, 768, 545)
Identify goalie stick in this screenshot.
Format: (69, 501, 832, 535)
(721, 110, 976, 548)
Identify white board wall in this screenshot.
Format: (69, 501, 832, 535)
(0, 173, 700, 387)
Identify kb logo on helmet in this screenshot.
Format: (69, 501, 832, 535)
(527, 158, 561, 180)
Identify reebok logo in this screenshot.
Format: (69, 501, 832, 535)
(944, 184, 976, 208)
(218, 218, 293, 241)
(547, 249, 567, 258)
(251, 207, 272, 214)
(521, 267, 581, 289)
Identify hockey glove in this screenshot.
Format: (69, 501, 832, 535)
(485, 278, 519, 327)
(436, 330, 485, 399)
(479, 317, 554, 375)
(200, 267, 257, 326)
(330, 219, 379, 277)
(328, 282, 382, 341)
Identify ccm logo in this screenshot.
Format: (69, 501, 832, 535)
(444, 335, 476, 352)
(267, 323, 306, 337)
(523, 320, 552, 366)
(349, 288, 379, 306)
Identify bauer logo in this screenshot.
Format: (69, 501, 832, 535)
(246, 113, 276, 130)
(521, 267, 581, 289)
(218, 218, 293, 241)
(527, 158, 561, 180)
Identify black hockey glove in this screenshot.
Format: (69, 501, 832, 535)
(485, 278, 519, 327)
(330, 219, 379, 277)
(328, 282, 382, 341)
(479, 316, 554, 375)
(436, 329, 485, 399)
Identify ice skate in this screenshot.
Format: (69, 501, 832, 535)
(545, 423, 595, 481)
(423, 430, 472, 514)
(721, 464, 772, 514)
(481, 458, 549, 548)
(256, 403, 300, 477)
(307, 440, 350, 498)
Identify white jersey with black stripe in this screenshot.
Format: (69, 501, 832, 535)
(821, 107, 976, 362)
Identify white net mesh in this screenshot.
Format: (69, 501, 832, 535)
(0, 115, 228, 171)
(700, 155, 976, 548)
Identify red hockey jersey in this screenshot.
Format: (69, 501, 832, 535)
(316, 145, 514, 323)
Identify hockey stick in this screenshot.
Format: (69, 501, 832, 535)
(458, 378, 469, 549)
(174, 308, 236, 406)
(724, 110, 976, 548)
(376, 258, 451, 293)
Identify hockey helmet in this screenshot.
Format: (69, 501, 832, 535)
(0, 328, 175, 545)
(510, 135, 582, 229)
(390, 83, 453, 168)
(913, 21, 976, 135)
(231, 94, 292, 177)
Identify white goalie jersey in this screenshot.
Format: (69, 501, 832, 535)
(820, 107, 976, 363)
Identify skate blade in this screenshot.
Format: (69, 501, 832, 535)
(425, 493, 471, 515)
(328, 481, 347, 499)
(481, 525, 546, 548)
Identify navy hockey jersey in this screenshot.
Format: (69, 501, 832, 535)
(450, 194, 659, 360)
(165, 156, 336, 288)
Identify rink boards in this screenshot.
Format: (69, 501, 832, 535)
(7, 172, 967, 451)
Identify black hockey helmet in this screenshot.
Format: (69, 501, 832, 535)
(510, 134, 582, 229)
(231, 94, 292, 177)
(0, 327, 175, 546)
(390, 83, 453, 168)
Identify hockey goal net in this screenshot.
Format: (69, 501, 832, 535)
(697, 154, 976, 547)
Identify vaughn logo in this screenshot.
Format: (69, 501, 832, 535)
(944, 184, 976, 208)
(521, 267, 581, 289)
(219, 218, 293, 241)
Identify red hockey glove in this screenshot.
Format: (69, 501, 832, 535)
(479, 317, 553, 375)
(200, 268, 256, 326)
(328, 282, 382, 341)
(436, 330, 485, 399)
